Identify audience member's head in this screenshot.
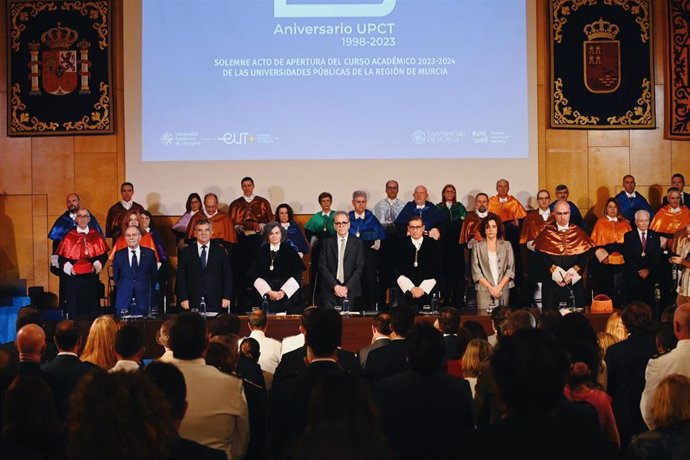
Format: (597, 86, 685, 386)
(565, 341, 600, 388)
(15, 324, 46, 363)
(296, 374, 387, 459)
(674, 303, 690, 340)
(114, 325, 145, 362)
(305, 308, 342, 358)
(209, 312, 241, 337)
(372, 312, 391, 337)
(490, 305, 510, 337)
(170, 312, 208, 360)
(605, 310, 628, 342)
(207, 334, 239, 374)
(406, 322, 445, 376)
(622, 301, 655, 336)
(648, 374, 690, 430)
(491, 329, 570, 417)
(390, 305, 415, 338)
(155, 320, 174, 351)
(661, 305, 677, 323)
(596, 331, 618, 358)
(15, 306, 42, 332)
(54, 320, 82, 353)
(438, 307, 460, 335)
(299, 306, 318, 334)
(144, 361, 188, 427)
(463, 320, 488, 341)
(81, 315, 119, 369)
(66, 370, 175, 459)
(461, 339, 494, 378)
(2, 375, 61, 441)
(656, 322, 678, 354)
(456, 326, 473, 360)
(499, 309, 536, 337)
(539, 309, 563, 336)
(240, 337, 260, 363)
(249, 309, 269, 331)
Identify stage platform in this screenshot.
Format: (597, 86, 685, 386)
(76, 309, 611, 360)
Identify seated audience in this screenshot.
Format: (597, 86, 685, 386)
(605, 301, 657, 449)
(377, 322, 474, 460)
(237, 338, 269, 459)
(80, 315, 119, 370)
(463, 320, 489, 341)
(363, 305, 415, 380)
(628, 374, 690, 460)
(605, 310, 628, 343)
(1, 375, 65, 459)
(461, 338, 494, 397)
(156, 319, 174, 362)
(109, 325, 145, 373)
(358, 312, 391, 369)
(144, 361, 227, 459)
(435, 306, 462, 362)
(656, 321, 678, 354)
(240, 309, 282, 376)
(65, 370, 175, 459)
(169, 312, 249, 459)
(42, 320, 98, 397)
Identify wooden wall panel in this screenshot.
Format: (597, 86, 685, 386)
(0, 196, 34, 281)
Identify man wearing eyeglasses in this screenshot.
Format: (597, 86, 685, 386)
(318, 211, 365, 309)
(55, 209, 109, 317)
(394, 216, 442, 311)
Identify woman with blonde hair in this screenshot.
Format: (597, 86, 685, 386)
(461, 338, 493, 397)
(629, 374, 690, 458)
(80, 316, 119, 369)
(604, 310, 628, 342)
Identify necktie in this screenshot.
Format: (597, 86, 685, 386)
(200, 245, 207, 269)
(641, 232, 647, 250)
(337, 238, 345, 283)
(131, 250, 138, 272)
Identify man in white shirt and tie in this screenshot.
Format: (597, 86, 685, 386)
(318, 211, 365, 309)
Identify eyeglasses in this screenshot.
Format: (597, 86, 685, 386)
(353, 200, 366, 204)
(408, 225, 423, 230)
(76, 215, 90, 219)
(334, 222, 349, 226)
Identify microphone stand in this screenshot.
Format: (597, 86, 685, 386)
(560, 271, 576, 311)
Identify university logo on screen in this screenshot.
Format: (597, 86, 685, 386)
(274, 0, 396, 18)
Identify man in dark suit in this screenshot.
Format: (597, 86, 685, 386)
(112, 226, 158, 316)
(42, 320, 97, 396)
(270, 308, 356, 458)
(662, 173, 690, 206)
(177, 219, 233, 312)
(394, 215, 442, 310)
(318, 211, 365, 309)
(623, 210, 661, 309)
(376, 322, 474, 459)
(436, 306, 462, 362)
(273, 306, 360, 383)
(363, 305, 415, 380)
(358, 312, 391, 368)
(605, 301, 657, 450)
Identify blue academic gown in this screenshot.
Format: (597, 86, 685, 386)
(348, 210, 386, 242)
(395, 201, 446, 234)
(48, 211, 103, 251)
(615, 191, 654, 225)
(112, 246, 158, 315)
(285, 222, 310, 254)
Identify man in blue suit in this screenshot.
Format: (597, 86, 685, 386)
(113, 226, 158, 316)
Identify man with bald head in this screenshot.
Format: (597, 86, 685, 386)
(15, 324, 68, 416)
(395, 185, 446, 240)
(185, 192, 236, 246)
(534, 201, 594, 310)
(640, 303, 690, 428)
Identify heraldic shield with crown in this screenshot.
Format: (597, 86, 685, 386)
(549, 0, 655, 129)
(7, 0, 113, 136)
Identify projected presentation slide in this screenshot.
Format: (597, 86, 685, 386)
(141, 0, 529, 161)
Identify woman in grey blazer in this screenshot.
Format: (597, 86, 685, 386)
(471, 214, 515, 311)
